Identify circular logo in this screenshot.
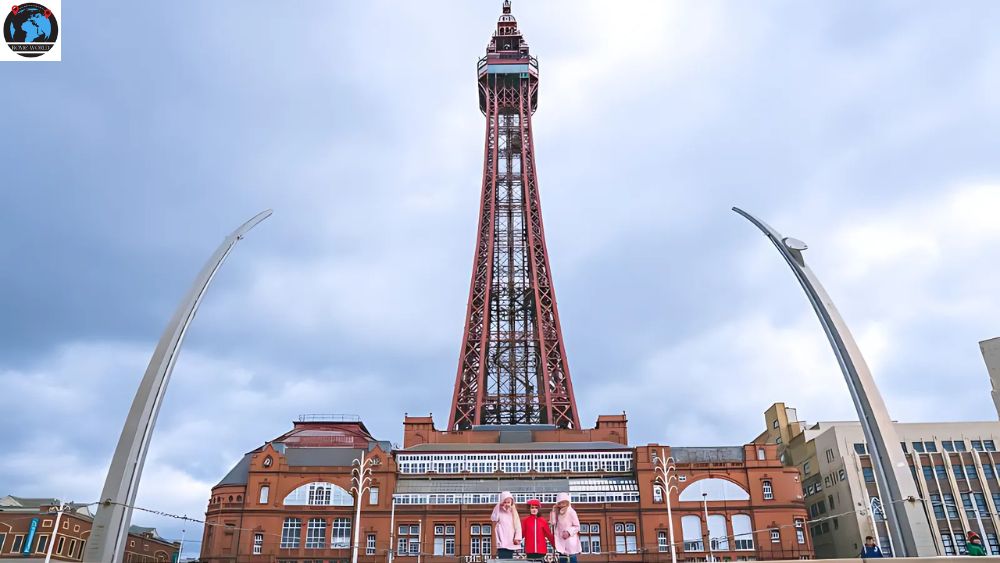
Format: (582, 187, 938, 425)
(4, 3, 58, 58)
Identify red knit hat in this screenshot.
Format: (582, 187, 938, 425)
(527, 499, 541, 507)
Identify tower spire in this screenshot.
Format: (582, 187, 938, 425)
(449, 5, 580, 431)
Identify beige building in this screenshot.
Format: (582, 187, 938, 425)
(755, 403, 1000, 559)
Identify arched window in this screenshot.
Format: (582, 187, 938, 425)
(681, 515, 703, 552)
(762, 480, 773, 500)
(732, 515, 754, 550)
(678, 478, 750, 502)
(708, 515, 729, 551)
(284, 482, 354, 506)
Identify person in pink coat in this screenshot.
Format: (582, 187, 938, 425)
(491, 491, 522, 559)
(550, 492, 581, 563)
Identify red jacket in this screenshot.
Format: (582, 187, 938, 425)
(521, 514, 555, 555)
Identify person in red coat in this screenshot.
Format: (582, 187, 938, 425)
(521, 499, 555, 560)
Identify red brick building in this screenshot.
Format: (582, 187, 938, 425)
(0, 495, 179, 562)
(201, 415, 812, 563)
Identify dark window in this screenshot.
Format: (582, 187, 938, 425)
(984, 464, 996, 480)
(854, 443, 866, 455)
(944, 493, 959, 519)
(943, 441, 955, 452)
(901, 442, 908, 453)
(953, 464, 965, 480)
(931, 494, 945, 519)
(955, 440, 968, 451)
(863, 467, 875, 483)
(821, 522, 830, 533)
(922, 466, 934, 480)
(925, 441, 938, 452)
(967, 465, 979, 480)
(975, 492, 989, 515)
(912, 441, 926, 453)
(973, 440, 984, 451)
(936, 465, 948, 479)
(986, 440, 997, 452)
(828, 495, 835, 510)
(818, 500, 827, 514)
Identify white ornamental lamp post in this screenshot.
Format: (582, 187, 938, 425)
(351, 451, 375, 563)
(652, 449, 679, 563)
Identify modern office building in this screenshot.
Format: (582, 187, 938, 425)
(756, 402, 1000, 559)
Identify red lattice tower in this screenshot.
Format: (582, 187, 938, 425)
(449, 1, 580, 431)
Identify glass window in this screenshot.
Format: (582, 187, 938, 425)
(795, 519, 805, 544)
(708, 515, 728, 551)
(367, 533, 377, 555)
(943, 441, 955, 452)
(925, 441, 938, 452)
(862, 467, 875, 483)
(762, 480, 773, 500)
(901, 442, 908, 453)
(682, 516, 703, 552)
(614, 522, 637, 554)
(281, 517, 301, 549)
(306, 518, 326, 549)
(943, 533, 955, 556)
(658, 531, 669, 552)
(653, 484, 663, 503)
(854, 443, 866, 455)
(912, 441, 925, 453)
(922, 466, 934, 480)
(972, 440, 984, 451)
(967, 465, 979, 480)
(770, 529, 780, 543)
(953, 464, 964, 480)
(936, 465, 947, 479)
(984, 464, 996, 480)
(839, 468, 847, 481)
(580, 523, 601, 554)
(433, 522, 455, 556)
(259, 485, 269, 504)
(757, 448, 766, 461)
(987, 533, 999, 555)
(253, 533, 263, 555)
(944, 493, 959, 518)
(397, 524, 419, 557)
(773, 420, 779, 428)
(986, 440, 997, 452)
(370, 487, 379, 505)
(803, 461, 811, 475)
(732, 515, 754, 551)
(331, 518, 352, 549)
(930, 494, 945, 519)
(955, 440, 968, 452)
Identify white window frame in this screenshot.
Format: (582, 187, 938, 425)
(259, 485, 269, 504)
(762, 480, 774, 500)
(367, 533, 377, 555)
(253, 533, 263, 555)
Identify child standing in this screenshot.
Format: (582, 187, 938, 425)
(521, 499, 555, 560)
(491, 491, 522, 559)
(550, 493, 581, 563)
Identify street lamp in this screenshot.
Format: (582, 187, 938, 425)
(651, 449, 679, 563)
(702, 493, 714, 563)
(388, 495, 397, 563)
(351, 451, 375, 563)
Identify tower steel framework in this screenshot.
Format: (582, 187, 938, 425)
(449, 1, 580, 431)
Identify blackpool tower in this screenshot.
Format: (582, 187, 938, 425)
(449, 1, 580, 431)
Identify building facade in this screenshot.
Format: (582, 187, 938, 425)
(756, 402, 1000, 559)
(201, 415, 812, 563)
(0, 496, 178, 562)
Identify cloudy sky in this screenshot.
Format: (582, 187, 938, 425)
(3, 0, 1000, 557)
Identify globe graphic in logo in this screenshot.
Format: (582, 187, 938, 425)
(4, 3, 58, 58)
